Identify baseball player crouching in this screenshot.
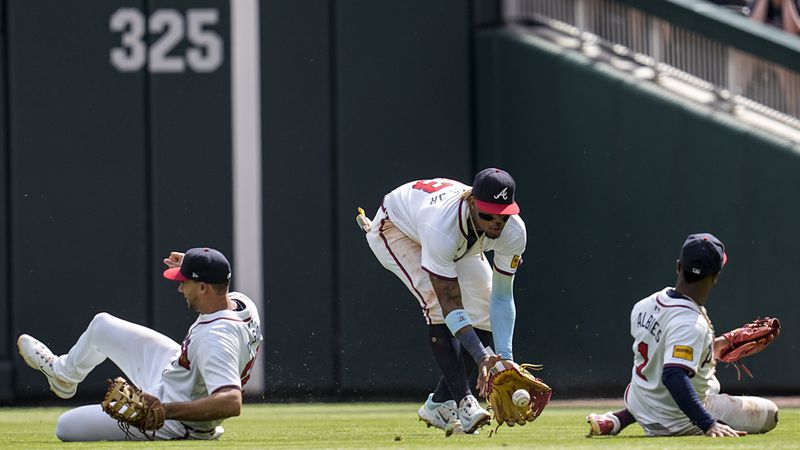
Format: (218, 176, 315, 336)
(587, 234, 778, 437)
(17, 247, 263, 441)
(359, 168, 529, 434)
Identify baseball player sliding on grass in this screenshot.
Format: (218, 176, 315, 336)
(17, 247, 262, 441)
(587, 233, 779, 437)
(357, 168, 528, 434)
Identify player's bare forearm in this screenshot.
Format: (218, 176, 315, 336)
(429, 275, 464, 319)
(430, 275, 477, 337)
(162, 387, 242, 422)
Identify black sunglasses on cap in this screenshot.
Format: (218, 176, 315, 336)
(478, 211, 510, 222)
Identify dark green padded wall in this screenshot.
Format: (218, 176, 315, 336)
(475, 28, 800, 395)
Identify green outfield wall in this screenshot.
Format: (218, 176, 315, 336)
(2, 0, 233, 400)
(0, 0, 8, 399)
(260, 0, 475, 398)
(2, 1, 798, 402)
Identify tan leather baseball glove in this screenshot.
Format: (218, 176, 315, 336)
(487, 360, 552, 430)
(101, 377, 165, 439)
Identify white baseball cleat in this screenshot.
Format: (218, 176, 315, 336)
(457, 394, 491, 434)
(418, 393, 464, 435)
(587, 412, 621, 436)
(17, 334, 77, 399)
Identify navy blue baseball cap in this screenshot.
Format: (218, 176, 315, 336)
(163, 247, 231, 283)
(680, 233, 727, 278)
(472, 168, 520, 215)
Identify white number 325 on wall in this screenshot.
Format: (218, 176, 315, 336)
(110, 8, 223, 73)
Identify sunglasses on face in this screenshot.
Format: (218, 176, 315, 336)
(478, 211, 510, 222)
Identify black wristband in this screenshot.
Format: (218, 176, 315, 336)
(456, 328, 490, 362)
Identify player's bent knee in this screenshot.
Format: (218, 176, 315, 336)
(760, 400, 779, 433)
(55, 412, 80, 442)
(88, 312, 117, 333)
(55, 424, 74, 442)
(91, 312, 113, 325)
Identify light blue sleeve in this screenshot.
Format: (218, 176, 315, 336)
(490, 270, 516, 360)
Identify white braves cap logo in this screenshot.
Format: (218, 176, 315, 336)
(493, 187, 509, 200)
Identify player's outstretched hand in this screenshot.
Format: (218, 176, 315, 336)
(477, 354, 503, 398)
(705, 422, 747, 437)
(163, 252, 185, 268)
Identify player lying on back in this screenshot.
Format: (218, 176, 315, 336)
(17, 248, 262, 441)
(587, 233, 779, 437)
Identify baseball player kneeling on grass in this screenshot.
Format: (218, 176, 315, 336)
(17, 247, 262, 441)
(358, 168, 542, 435)
(587, 233, 779, 437)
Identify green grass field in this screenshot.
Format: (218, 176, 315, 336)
(1, 402, 798, 449)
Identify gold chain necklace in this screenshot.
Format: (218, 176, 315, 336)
(467, 208, 485, 261)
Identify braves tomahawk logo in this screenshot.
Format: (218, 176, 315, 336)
(493, 187, 509, 200)
(178, 338, 191, 369)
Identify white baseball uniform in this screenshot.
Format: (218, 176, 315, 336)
(624, 287, 777, 436)
(52, 292, 262, 441)
(365, 178, 526, 329)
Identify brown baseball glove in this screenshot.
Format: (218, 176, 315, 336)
(101, 377, 165, 439)
(487, 360, 552, 431)
(717, 317, 781, 379)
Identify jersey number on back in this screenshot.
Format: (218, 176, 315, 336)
(635, 341, 649, 381)
(412, 180, 452, 193)
(240, 357, 255, 387)
(240, 347, 260, 389)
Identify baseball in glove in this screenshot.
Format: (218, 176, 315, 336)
(717, 317, 780, 379)
(101, 377, 166, 440)
(487, 360, 552, 431)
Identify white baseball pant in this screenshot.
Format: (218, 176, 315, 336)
(626, 376, 778, 435)
(365, 208, 492, 330)
(51, 313, 219, 441)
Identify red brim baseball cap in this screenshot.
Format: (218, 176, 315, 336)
(474, 198, 520, 215)
(163, 267, 190, 281)
(472, 168, 520, 215)
(162, 247, 232, 283)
